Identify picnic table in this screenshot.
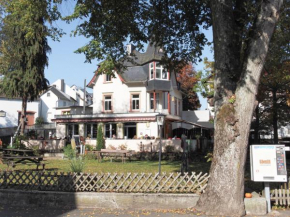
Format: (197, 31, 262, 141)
(88, 149, 131, 163)
(2, 148, 45, 170)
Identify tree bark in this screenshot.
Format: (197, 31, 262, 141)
(272, 89, 279, 143)
(20, 96, 27, 135)
(196, 0, 282, 216)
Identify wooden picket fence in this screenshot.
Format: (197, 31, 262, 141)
(0, 171, 209, 193)
(271, 182, 290, 206)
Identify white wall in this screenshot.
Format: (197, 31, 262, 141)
(93, 72, 183, 116)
(40, 90, 59, 122)
(137, 122, 158, 138)
(0, 98, 39, 128)
(93, 73, 147, 113)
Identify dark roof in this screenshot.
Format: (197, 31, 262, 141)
(119, 44, 165, 82)
(123, 43, 164, 67)
(120, 65, 148, 82)
(49, 86, 76, 102)
(87, 43, 166, 86)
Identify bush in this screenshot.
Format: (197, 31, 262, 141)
(35, 116, 44, 125)
(85, 144, 93, 151)
(63, 144, 76, 159)
(118, 144, 127, 150)
(108, 145, 116, 150)
(70, 157, 85, 173)
(165, 145, 175, 153)
(11, 135, 27, 149)
(96, 125, 105, 151)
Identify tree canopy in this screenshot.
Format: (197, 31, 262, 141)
(0, 0, 62, 134)
(176, 63, 201, 111)
(62, 0, 285, 215)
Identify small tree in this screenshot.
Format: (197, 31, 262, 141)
(96, 125, 105, 150)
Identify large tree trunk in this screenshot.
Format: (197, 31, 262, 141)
(272, 89, 279, 143)
(196, 0, 282, 216)
(20, 96, 27, 135)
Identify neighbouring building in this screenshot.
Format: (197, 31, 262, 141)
(0, 95, 39, 142)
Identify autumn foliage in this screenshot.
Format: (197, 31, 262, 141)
(177, 64, 200, 111)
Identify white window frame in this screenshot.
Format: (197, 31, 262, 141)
(131, 94, 140, 111)
(149, 62, 168, 80)
(104, 95, 112, 111)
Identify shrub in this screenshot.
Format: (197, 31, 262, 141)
(63, 144, 76, 159)
(11, 135, 27, 149)
(118, 144, 127, 150)
(70, 157, 85, 173)
(96, 125, 105, 151)
(205, 152, 213, 162)
(165, 145, 175, 153)
(85, 144, 93, 151)
(108, 145, 116, 150)
(35, 116, 44, 125)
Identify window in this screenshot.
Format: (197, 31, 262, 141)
(149, 62, 168, 80)
(86, 124, 98, 138)
(104, 95, 112, 111)
(132, 94, 140, 111)
(47, 93, 50, 97)
(105, 74, 112, 82)
(105, 123, 116, 138)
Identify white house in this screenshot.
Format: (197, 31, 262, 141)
(40, 85, 76, 123)
(71, 84, 93, 106)
(40, 79, 92, 123)
(53, 44, 185, 140)
(0, 95, 39, 140)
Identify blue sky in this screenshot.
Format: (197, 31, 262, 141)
(45, 4, 213, 110)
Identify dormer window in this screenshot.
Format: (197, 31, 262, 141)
(105, 74, 112, 82)
(149, 62, 168, 80)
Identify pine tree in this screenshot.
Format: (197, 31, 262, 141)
(0, 0, 61, 134)
(96, 125, 105, 151)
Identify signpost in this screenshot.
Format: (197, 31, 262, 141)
(250, 144, 288, 213)
(156, 113, 165, 175)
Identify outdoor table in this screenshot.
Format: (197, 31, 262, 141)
(97, 149, 130, 163)
(2, 148, 44, 169)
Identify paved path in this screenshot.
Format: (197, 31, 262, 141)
(0, 206, 290, 216)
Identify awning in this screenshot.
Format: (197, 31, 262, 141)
(168, 118, 211, 130)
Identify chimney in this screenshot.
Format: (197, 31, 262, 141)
(60, 79, 64, 92)
(126, 44, 135, 55)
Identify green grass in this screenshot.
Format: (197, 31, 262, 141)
(0, 158, 211, 174)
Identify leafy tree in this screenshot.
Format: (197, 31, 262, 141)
(96, 125, 105, 151)
(0, 0, 62, 135)
(194, 57, 215, 108)
(253, 1, 290, 144)
(66, 0, 283, 215)
(176, 63, 200, 111)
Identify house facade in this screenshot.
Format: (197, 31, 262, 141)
(0, 95, 39, 141)
(39, 79, 93, 123)
(53, 44, 183, 140)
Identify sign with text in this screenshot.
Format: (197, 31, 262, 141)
(250, 145, 287, 182)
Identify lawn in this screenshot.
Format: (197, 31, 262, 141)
(0, 158, 211, 174)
